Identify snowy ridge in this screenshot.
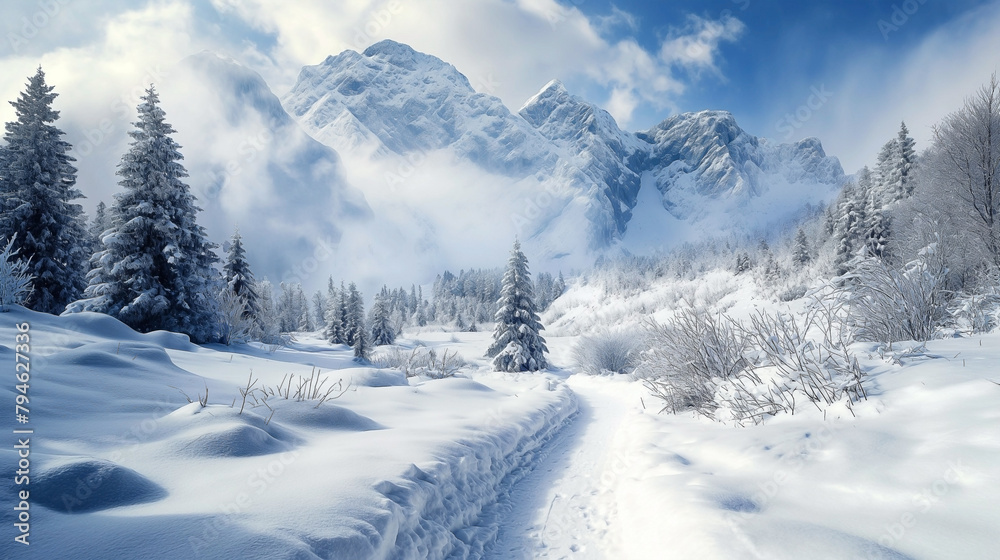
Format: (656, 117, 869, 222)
(519, 79, 647, 237)
(637, 110, 844, 221)
(368, 386, 578, 559)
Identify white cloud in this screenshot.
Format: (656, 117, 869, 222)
(659, 14, 746, 72)
(606, 87, 639, 126)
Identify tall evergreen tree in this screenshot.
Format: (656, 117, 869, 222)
(874, 138, 900, 200)
(325, 280, 348, 344)
(345, 282, 364, 347)
(222, 227, 258, 322)
(254, 279, 281, 344)
(896, 121, 917, 200)
(88, 200, 111, 258)
(865, 203, 892, 260)
(487, 240, 547, 372)
(312, 290, 327, 331)
(834, 189, 867, 275)
(353, 318, 371, 360)
(793, 228, 811, 266)
(344, 282, 370, 358)
(0, 67, 88, 313)
(73, 87, 219, 342)
(370, 286, 395, 346)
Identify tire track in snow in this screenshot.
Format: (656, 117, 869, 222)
(485, 376, 632, 559)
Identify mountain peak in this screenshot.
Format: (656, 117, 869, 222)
(362, 39, 421, 66)
(539, 79, 568, 96)
(519, 79, 569, 115)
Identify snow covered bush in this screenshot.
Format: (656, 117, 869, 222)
(636, 308, 749, 414)
(0, 235, 33, 311)
(948, 291, 1000, 334)
(573, 328, 644, 375)
(847, 248, 949, 343)
(727, 308, 867, 424)
(638, 292, 869, 425)
(371, 346, 467, 379)
(216, 288, 255, 345)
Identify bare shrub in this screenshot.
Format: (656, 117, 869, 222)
(573, 328, 645, 375)
(237, 368, 351, 421)
(948, 292, 1000, 334)
(732, 309, 866, 421)
(778, 285, 807, 302)
(371, 346, 467, 379)
(636, 308, 749, 414)
(847, 251, 949, 343)
(639, 291, 869, 425)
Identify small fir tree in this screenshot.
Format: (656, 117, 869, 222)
(793, 228, 811, 266)
(222, 227, 259, 323)
(487, 240, 547, 372)
(369, 286, 395, 346)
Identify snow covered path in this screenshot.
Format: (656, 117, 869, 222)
(486, 375, 643, 559)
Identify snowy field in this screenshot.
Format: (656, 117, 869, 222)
(3, 293, 998, 559)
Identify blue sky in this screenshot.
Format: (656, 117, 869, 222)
(1, 0, 999, 181)
(582, 1, 994, 124)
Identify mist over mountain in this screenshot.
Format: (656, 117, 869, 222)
(165, 41, 845, 289)
(158, 52, 371, 286)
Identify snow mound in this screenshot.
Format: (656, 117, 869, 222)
(56, 310, 198, 350)
(172, 423, 290, 458)
(266, 400, 384, 431)
(49, 343, 178, 375)
(739, 520, 914, 559)
(35, 341, 200, 417)
(33, 459, 166, 513)
(350, 368, 409, 387)
(159, 403, 300, 458)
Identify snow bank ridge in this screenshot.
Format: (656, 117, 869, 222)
(339, 383, 576, 559)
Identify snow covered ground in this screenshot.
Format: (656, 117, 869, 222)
(3, 297, 999, 559)
(1, 307, 575, 559)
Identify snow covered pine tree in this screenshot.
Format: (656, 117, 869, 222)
(486, 240, 548, 372)
(0, 67, 88, 313)
(223, 227, 259, 323)
(72, 87, 219, 342)
(370, 286, 396, 346)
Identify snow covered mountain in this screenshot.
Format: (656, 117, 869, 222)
(637, 110, 844, 221)
(281, 40, 626, 269)
(280, 40, 845, 271)
(283, 40, 555, 176)
(518, 79, 647, 238)
(158, 52, 372, 285)
(158, 42, 843, 288)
